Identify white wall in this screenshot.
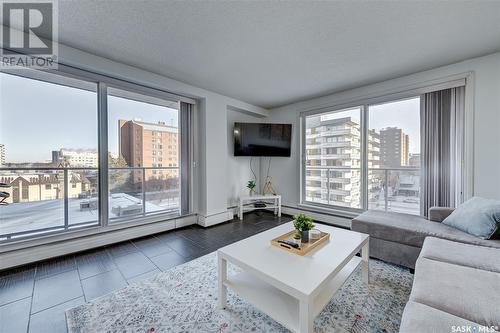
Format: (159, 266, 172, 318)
(226, 109, 265, 208)
(55, 44, 270, 224)
(268, 52, 500, 209)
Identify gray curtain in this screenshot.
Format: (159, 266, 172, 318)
(180, 102, 193, 215)
(420, 86, 465, 217)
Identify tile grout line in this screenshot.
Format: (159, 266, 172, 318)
(178, 233, 210, 250)
(135, 233, 201, 270)
(105, 247, 131, 286)
(0, 295, 32, 308)
(26, 256, 81, 321)
(135, 235, 178, 260)
(34, 255, 77, 282)
(26, 264, 37, 333)
(28, 295, 83, 316)
(129, 240, 163, 273)
(74, 255, 87, 303)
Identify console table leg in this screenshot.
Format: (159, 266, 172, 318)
(361, 240, 370, 284)
(218, 255, 228, 309)
(299, 300, 313, 333)
(278, 197, 281, 217)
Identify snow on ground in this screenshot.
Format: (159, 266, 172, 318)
(0, 193, 179, 236)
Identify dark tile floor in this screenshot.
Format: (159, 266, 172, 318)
(0, 212, 291, 333)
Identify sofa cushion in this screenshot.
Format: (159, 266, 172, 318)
(442, 197, 500, 239)
(410, 257, 500, 327)
(399, 301, 479, 333)
(351, 210, 500, 248)
(421, 237, 500, 273)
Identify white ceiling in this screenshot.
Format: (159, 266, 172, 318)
(56, 0, 500, 109)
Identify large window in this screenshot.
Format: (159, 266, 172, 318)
(0, 69, 192, 241)
(0, 71, 99, 238)
(368, 98, 420, 215)
(107, 87, 180, 222)
(302, 97, 421, 215)
(305, 107, 362, 209)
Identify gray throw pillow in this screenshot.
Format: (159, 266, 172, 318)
(442, 197, 500, 239)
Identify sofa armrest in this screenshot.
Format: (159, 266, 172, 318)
(428, 207, 455, 222)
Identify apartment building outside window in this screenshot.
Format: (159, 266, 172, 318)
(302, 97, 421, 215)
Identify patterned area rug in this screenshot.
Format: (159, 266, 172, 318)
(66, 252, 413, 333)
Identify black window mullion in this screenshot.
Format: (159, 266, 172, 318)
(97, 82, 109, 226)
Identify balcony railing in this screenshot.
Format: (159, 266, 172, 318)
(0, 166, 180, 241)
(304, 166, 420, 215)
(368, 167, 420, 215)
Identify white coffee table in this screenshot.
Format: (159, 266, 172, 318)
(217, 222, 369, 333)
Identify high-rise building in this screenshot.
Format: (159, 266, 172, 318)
(379, 127, 409, 167)
(305, 116, 380, 208)
(118, 119, 178, 182)
(0, 144, 5, 166)
(52, 148, 99, 168)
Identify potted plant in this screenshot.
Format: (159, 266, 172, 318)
(293, 213, 314, 243)
(292, 233, 301, 246)
(247, 180, 256, 196)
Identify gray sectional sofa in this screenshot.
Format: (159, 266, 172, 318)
(351, 208, 500, 269)
(399, 237, 500, 332)
(351, 208, 500, 332)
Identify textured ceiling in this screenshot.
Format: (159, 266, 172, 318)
(54, 1, 500, 108)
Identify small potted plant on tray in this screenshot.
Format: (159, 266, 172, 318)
(293, 213, 314, 243)
(292, 233, 301, 246)
(247, 180, 256, 196)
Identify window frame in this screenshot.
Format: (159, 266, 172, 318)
(0, 64, 196, 242)
(301, 105, 365, 214)
(105, 83, 183, 224)
(299, 76, 470, 217)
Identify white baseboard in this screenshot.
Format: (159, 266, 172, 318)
(197, 210, 233, 227)
(0, 215, 196, 270)
(176, 215, 197, 228)
(228, 204, 352, 229)
(281, 206, 352, 228)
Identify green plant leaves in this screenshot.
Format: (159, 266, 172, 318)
(293, 213, 314, 231)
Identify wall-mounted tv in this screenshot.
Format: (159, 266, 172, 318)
(234, 122, 292, 157)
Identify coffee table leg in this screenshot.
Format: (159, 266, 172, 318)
(299, 300, 313, 333)
(218, 255, 227, 309)
(361, 240, 370, 284)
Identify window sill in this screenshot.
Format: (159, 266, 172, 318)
(297, 203, 362, 219)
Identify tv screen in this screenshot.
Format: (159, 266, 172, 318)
(234, 122, 292, 157)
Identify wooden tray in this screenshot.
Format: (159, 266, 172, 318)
(270, 230, 330, 256)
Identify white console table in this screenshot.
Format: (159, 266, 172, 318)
(238, 194, 281, 220)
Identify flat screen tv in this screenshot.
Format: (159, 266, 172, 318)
(234, 122, 292, 157)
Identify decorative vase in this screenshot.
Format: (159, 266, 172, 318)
(248, 189, 254, 196)
(299, 230, 309, 243)
(293, 237, 301, 246)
